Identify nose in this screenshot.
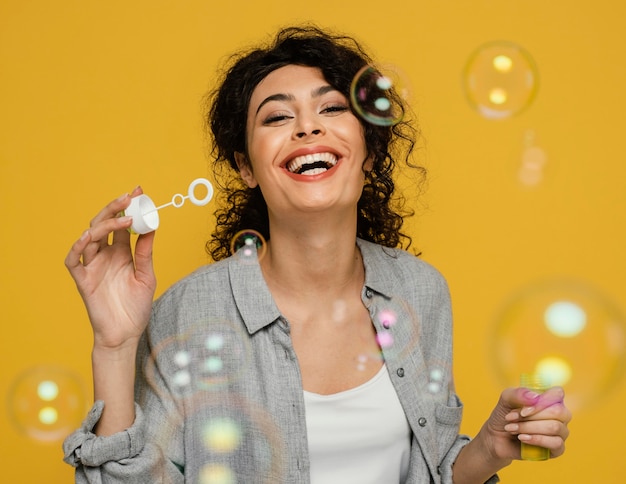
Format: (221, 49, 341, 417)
(293, 115, 325, 139)
(296, 128, 322, 139)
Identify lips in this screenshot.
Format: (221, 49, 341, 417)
(285, 152, 338, 176)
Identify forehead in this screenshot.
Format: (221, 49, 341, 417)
(250, 65, 329, 104)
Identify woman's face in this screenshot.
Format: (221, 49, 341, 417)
(236, 65, 369, 220)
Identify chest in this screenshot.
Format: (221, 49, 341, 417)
(286, 299, 383, 394)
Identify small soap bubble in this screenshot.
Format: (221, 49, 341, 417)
(8, 365, 87, 442)
(350, 64, 410, 126)
(376, 330, 394, 349)
(517, 129, 549, 187)
(373, 299, 422, 363)
(376, 309, 397, 329)
(421, 362, 451, 396)
(491, 279, 626, 410)
(230, 229, 267, 263)
(356, 354, 370, 371)
(463, 41, 539, 119)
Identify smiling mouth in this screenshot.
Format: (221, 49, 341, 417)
(286, 152, 338, 175)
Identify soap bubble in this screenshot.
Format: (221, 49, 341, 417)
(7, 365, 87, 442)
(350, 64, 410, 126)
(150, 393, 287, 483)
(463, 41, 539, 119)
(518, 129, 550, 187)
(145, 320, 253, 400)
(230, 230, 267, 264)
(490, 279, 626, 410)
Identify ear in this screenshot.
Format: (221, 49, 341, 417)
(363, 154, 374, 172)
(235, 152, 258, 188)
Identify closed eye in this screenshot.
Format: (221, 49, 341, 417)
(321, 104, 349, 115)
(262, 112, 293, 125)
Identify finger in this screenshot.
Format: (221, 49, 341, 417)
(111, 218, 132, 247)
(65, 230, 92, 281)
(502, 386, 567, 420)
(507, 417, 569, 440)
(82, 216, 134, 265)
(519, 387, 567, 418)
(89, 193, 133, 249)
(130, 185, 144, 197)
(518, 433, 567, 457)
(112, 188, 145, 247)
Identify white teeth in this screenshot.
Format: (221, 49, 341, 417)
(301, 167, 327, 176)
(286, 152, 338, 174)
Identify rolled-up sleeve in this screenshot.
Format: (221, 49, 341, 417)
(62, 399, 181, 483)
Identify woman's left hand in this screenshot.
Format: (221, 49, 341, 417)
(482, 386, 572, 461)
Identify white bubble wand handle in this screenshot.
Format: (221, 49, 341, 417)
(124, 178, 213, 234)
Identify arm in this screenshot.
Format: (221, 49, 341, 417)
(65, 187, 156, 436)
(452, 386, 571, 484)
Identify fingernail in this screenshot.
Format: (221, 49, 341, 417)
(504, 423, 519, 432)
(520, 406, 534, 417)
(80, 230, 90, 241)
(118, 216, 132, 224)
(518, 434, 532, 442)
(505, 411, 520, 421)
(117, 193, 129, 201)
(524, 390, 540, 400)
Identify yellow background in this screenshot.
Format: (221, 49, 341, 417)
(1, 1, 625, 482)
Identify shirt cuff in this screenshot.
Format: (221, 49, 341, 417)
(63, 400, 145, 467)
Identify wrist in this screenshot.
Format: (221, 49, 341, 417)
(475, 424, 513, 469)
(92, 336, 140, 357)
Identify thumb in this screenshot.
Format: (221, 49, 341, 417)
(489, 387, 543, 430)
(134, 230, 156, 284)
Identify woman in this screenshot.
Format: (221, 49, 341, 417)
(63, 26, 570, 483)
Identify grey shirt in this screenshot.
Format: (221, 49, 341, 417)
(64, 239, 499, 483)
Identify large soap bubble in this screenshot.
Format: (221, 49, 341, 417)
(7, 365, 87, 442)
(350, 64, 410, 126)
(463, 41, 539, 119)
(490, 279, 626, 410)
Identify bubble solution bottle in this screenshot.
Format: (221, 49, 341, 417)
(520, 373, 550, 461)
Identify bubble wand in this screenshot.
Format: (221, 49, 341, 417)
(124, 178, 214, 234)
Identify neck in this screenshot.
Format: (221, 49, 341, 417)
(260, 214, 363, 299)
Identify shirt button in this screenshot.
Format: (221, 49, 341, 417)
(365, 288, 373, 298)
(396, 368, 405, 377)
(418, 417, 427, 427)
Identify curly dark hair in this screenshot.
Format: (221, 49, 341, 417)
(204, 25, 425, 261)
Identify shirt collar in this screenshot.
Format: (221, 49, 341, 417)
(356, 238, 399, 299)
(229, 238, 399, 334)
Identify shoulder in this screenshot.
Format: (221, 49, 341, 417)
(357, 238, 449, 294)
(152, 257, 232, 311)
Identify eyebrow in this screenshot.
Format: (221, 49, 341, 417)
(255, 85, 339, 114)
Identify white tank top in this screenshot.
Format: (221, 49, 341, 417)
(303, 364, 411, 484)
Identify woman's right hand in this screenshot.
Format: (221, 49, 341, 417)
(65, 187, 157, 350)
